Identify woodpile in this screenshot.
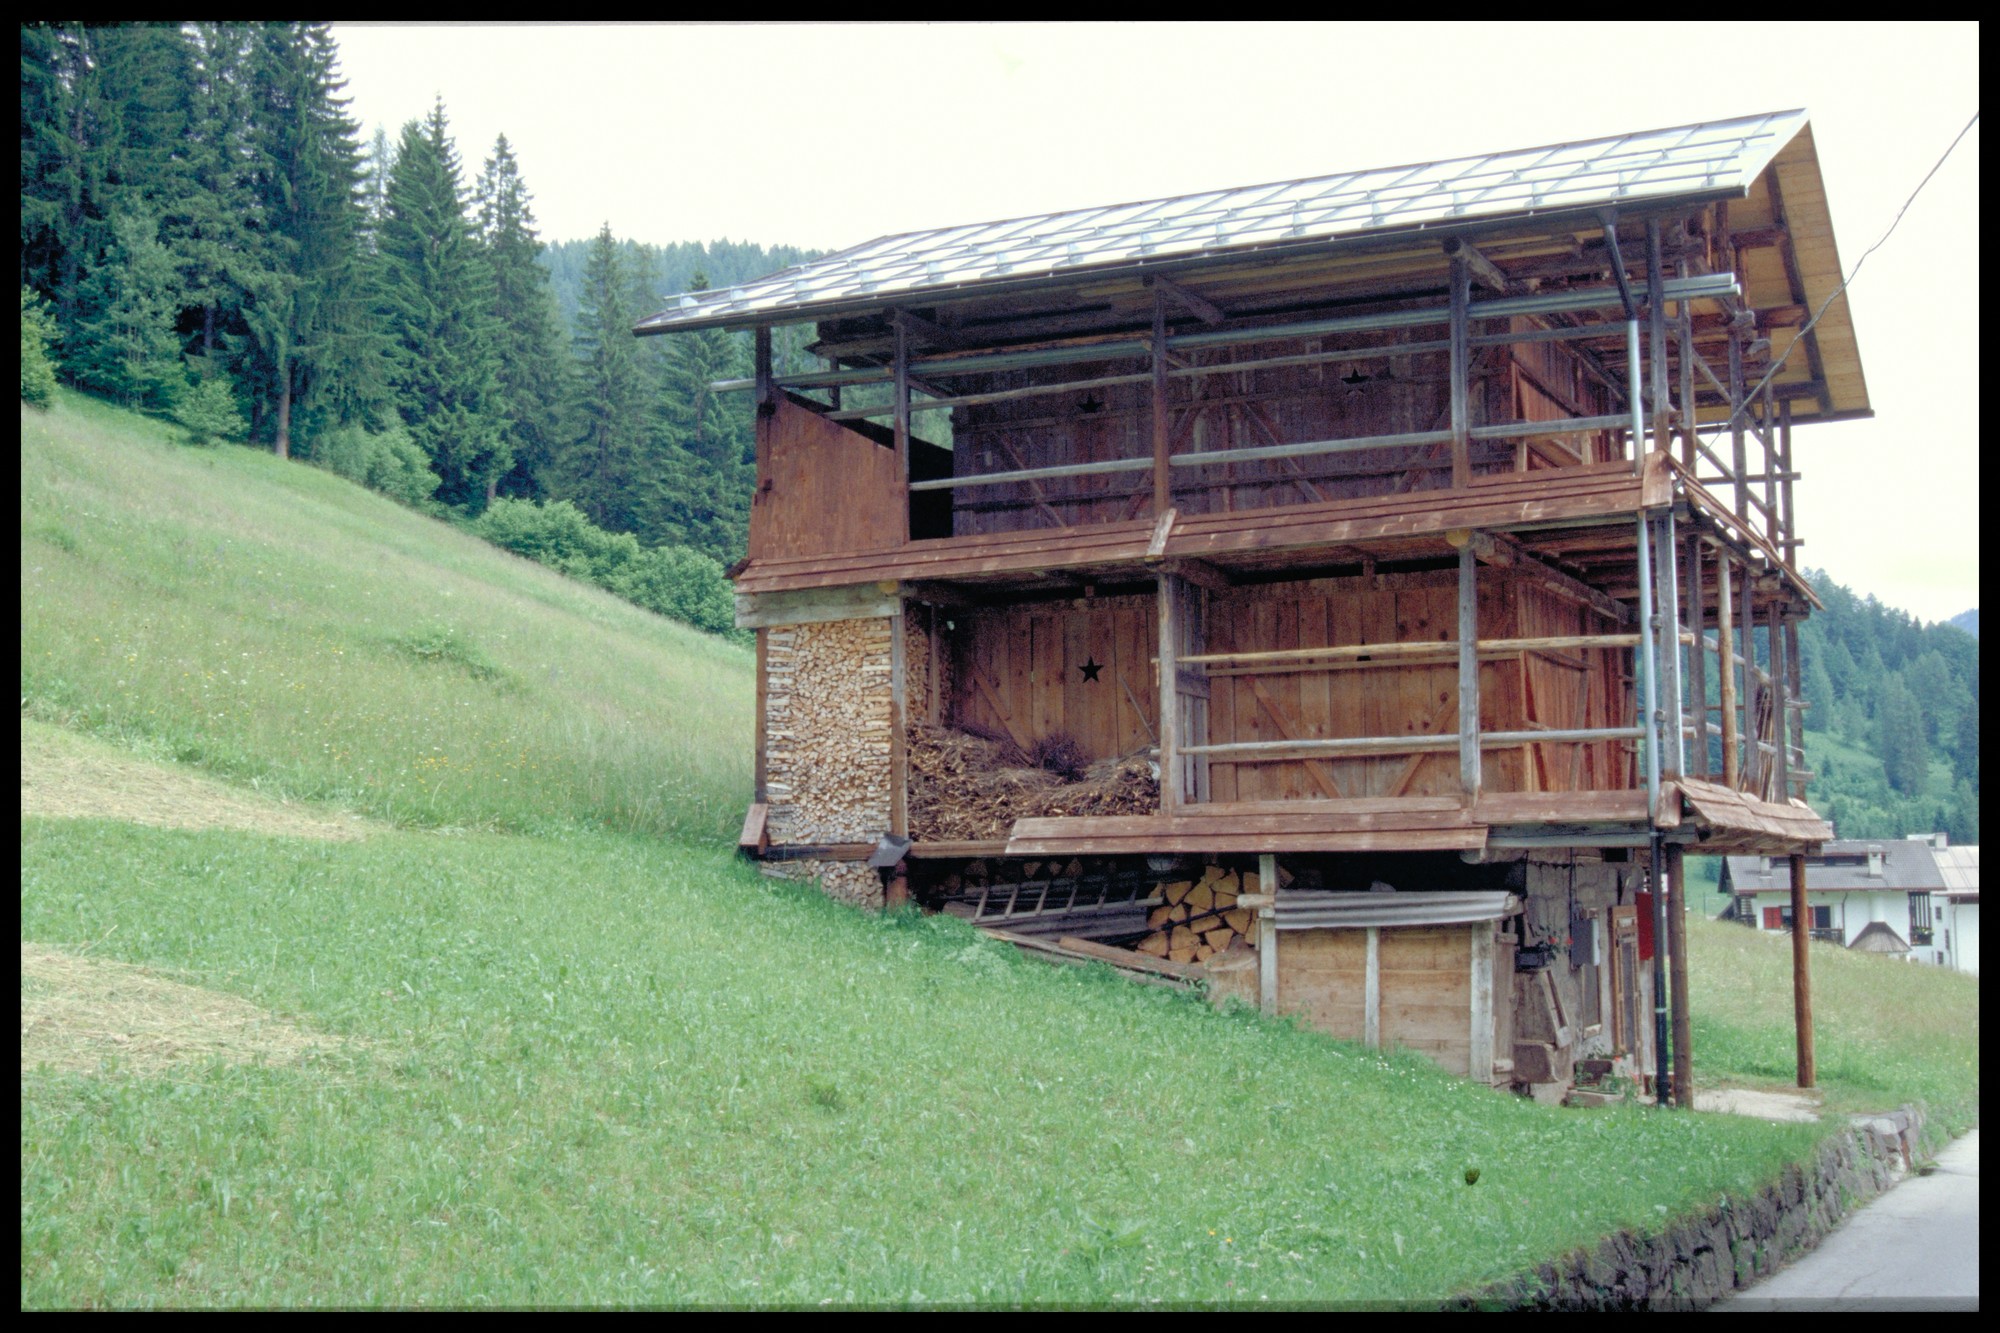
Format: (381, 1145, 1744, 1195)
(906, 723, 1156, 842)
(765, 618, 893, 843)
(1136, 865, 1262, 963)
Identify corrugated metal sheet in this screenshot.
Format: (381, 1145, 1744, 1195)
(636, 111, 1809, 334)
(1271, 890, 1518, 930)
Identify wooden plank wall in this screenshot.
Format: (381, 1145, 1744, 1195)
(950, 594, 1158, 761)
(949, 321, 1609, 536)
(1276, 926, 1478, 1078)
(1202, 571, 1525, 801)
(750, 395, 904, 560)
(1514, 583, 1633, 792)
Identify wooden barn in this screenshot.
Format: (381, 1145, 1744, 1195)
(637, 111, 1862, 1104)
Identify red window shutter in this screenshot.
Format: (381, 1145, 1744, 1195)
(1763, 906, 1785, 930)
(1636, 892, 1655, 960)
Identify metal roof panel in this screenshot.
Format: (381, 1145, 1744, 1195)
(636, 110, 1809, 334)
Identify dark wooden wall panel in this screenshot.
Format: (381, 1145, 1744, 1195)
(951, 594, 1158, 761)
(750, 396, 904, 560)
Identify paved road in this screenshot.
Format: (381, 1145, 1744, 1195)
(1713, 1129, 1978, 1311)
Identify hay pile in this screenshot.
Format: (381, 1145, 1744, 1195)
(907, 724, 1158, 842)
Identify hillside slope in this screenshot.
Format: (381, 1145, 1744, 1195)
(21, 394, 752, 841)
(19, 394, 1973, 1306)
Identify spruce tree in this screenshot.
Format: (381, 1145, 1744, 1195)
(474, 134, 572, 501)
(378, 100, 508, 510)
(68, 210, 184, 409)
(557, 223, 649, 534)
(241, 21, 374, 456)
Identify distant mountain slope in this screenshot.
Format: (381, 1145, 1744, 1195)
(1949, 608, 1978, 637)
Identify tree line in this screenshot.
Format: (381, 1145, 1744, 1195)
(19, 21, 804, 589)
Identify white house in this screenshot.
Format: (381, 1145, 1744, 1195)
(1720, 836, 1965, 969)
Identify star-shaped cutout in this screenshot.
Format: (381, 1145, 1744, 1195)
(1078, 657, 1104, 683)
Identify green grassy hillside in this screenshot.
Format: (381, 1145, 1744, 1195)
(17, 394, 1973, 1306)
(21, 393, 751, 841)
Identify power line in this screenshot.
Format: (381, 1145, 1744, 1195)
(1708, 109, 1979, 439)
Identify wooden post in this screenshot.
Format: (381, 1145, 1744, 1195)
(893, 314, 911, 545)
(1685, 535, 1708, 779)
(1779, 400, 1797, 566)
(1469, 921, 1495, 1084)
(1151, 287, 1171, 519)
(1646, 220, 1671, 467)
(1677, 256, 1698, 471)
(1785, 618, 1806, 801)
(1456, 541, 1481, 796)
(1654, 514, 1685, 781)
(1728, 327, 1748, 522)
(1157, 571, 1181, 815)
(1790, 852, 1816, 1088)
(1449, 254, 1471, 489)
(1257, 853, 1278, 1015)
(1665, 842, 1693, 1105)
(1740, 562, 1758, 794)
(1762, 382, 1778, 546)
(1768, 595, 1789, 802)
(1716, 547, 1740, 788)
(1363, 926, 1381, 1047)
(754, 325, 773, 416)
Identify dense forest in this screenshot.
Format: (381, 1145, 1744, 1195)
(17, 21, 813, 579)
(19, 24, 1977, 843)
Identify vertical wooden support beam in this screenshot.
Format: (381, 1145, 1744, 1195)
(1677, 256, 1698, 471)
(1785, 617, 1806, 802)
(1363, 926, 1381, 1048)
(1740, 562, 1759, 794)
(1151, 288, 1171, 519)
(1779, 400, 1797, 566)
(1728, 327, 1748, 521)
(1685, 535, 1708, 779)
(1257, 853, 1278, 1016)
(1768, 595, 1789, 802)
(1157, 571, 1181, 815)
(1790, 852, 1816, 1088)
(1761, 381, 1778, 546)
(1646, 220, 1671, 468)
(1449, 255, 1471, 488)
(1655, 513, 1685, 781)
(754, 325, 774, 415)
(1456, 542, 1481, 797)
(892, 314, 911, 545)
(1635, 517, 1661, 813)
(1665, 842, 1693, 1106)
(924, 604, 942, 727)
(1469, 922, 1495, 1083)
(1716, 548, 1740, 788)
(889, 601, 908, 839)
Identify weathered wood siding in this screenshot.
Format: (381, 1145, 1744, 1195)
(750, 395, 903, 560)
(947, 322, 1610, 535)
(950, 593, 1158, 760)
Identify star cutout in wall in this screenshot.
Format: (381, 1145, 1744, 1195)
(1078, 657, 1104, 683)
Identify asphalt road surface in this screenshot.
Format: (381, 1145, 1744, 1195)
(1713, 1129, 1979, 1311)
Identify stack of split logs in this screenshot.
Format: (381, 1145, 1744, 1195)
(1137, 866, 1262, 963)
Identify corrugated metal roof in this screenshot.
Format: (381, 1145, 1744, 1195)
(1271, 890, 1518, 929)
(636, 110, 1809, 335)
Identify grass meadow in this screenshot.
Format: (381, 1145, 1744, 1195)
(17, 394, 1977, 1305)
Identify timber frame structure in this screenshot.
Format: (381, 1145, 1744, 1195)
(640, 111, 1859, 1103)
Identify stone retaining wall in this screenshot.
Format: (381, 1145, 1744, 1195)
(1454, 1106, 1927, 1310)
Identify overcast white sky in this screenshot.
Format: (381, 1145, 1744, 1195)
(331, 22, 1979, 624)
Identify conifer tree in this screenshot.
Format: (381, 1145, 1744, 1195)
(240, 21, 374, 456)
(557, 223, 650, 534)
(378, 100, 508, 509)
(475, 134, 572, 501)
(68, 210, 184, 409)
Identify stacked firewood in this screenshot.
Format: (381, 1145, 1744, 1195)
(1136, 866, 1261, 963)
